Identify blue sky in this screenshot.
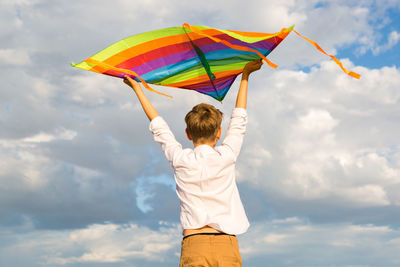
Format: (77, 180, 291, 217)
(1, 0, 400, 266)
(339, 6, 400, 69)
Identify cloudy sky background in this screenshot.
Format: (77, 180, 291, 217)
(1, 0, 400, 266)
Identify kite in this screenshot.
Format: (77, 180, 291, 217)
(72, 23, 360, 101)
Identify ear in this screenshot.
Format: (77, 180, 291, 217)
(216, 127, 222, 140)
(185, 128, 192, 141)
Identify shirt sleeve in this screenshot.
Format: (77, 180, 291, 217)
(221, 108, 248, 159)
(149, 116, 182, 164)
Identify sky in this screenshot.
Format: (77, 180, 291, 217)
(0, 0, 400, 266)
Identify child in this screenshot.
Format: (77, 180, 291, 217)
(124, 60, 263, 267)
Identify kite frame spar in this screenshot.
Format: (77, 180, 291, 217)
(72, 23, 360, 101)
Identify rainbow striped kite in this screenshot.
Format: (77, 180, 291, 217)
(72, 23, 360, 101)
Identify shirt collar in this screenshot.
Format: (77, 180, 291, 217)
(194, 144, 215, 151)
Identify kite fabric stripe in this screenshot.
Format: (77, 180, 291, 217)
(72, 23, 360, 101)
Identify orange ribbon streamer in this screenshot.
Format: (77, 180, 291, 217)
(182, 23, 279, 69)
(85, 58, 172, 97)
(293, 30, 361, 79)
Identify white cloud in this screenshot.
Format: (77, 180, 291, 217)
(297, 109, 338, 132)
(2, 0, 39, 5)
(0, 129, 76, 191)
(338, 184, 390, 206)
(0, 221, 181, 266)
(56, 223, 179, 264)
(0, 49, 31, 65)
(239, 218, 400, 266)
(263, 233, 288, 244)
(65, 74, 121, 106)
(22, 128, 77, 143)
(372, 30, 400, 55)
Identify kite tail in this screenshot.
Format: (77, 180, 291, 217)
(84, 58, 172, 97)
(182, 23, 279, 69)
(293, 30, 361, 79)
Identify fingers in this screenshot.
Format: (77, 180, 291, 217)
(253, 61, 262, 70)
(123, 77, 131, 87)
(249, 60, 263, 67)
(123, 75, 138, 87)
(244, 60, 263, 74)
(124, 75, 133, 83)
(253, 59, 263, 68)
(123, 75, 143, 93)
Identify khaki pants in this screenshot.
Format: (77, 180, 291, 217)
(179, 234, 242, 267)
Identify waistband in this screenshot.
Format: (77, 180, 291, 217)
(183, 232, 236, 240)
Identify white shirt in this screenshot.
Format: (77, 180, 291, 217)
(149, 108, 249, 235)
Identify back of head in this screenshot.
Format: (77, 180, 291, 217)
(185, 103, 223, 144)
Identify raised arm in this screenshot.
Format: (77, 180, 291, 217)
(235, 60, 263, 109)
(123, 75, 159, 121)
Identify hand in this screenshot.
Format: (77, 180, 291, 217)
(123, 75, 141, 91)
(243, 59, 263, 76)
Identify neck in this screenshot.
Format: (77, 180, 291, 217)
(194, 140, 217, 148)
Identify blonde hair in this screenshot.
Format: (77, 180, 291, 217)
(185, 103, 223, 144)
